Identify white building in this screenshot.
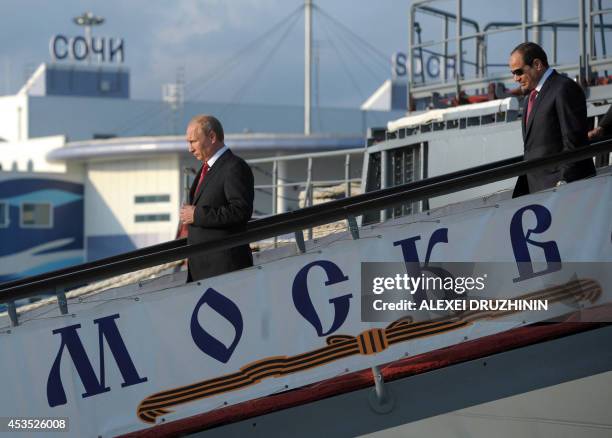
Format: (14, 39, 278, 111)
(0, 62, 402, 278)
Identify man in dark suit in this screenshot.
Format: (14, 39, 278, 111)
(179, 115, 254, 281)
(509, 42, 596, 197)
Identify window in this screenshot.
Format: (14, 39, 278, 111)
(93, 133, 117, 140)
(21, 203, 52, 228)
(362, 152, 382, 226)
(481, 114, 496, 125)
(135, 214, 171, 223)
(134, 194, 171, 204)
(390, 146, 418, 218)
(0, 202, 8, 227)
(100, 79, 111, 92)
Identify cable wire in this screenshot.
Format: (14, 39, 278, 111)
(110, 4, 305, 136)
(223, 10, 302, 117)
(314, 5, 390, 66)
(317, 9, 387, 84)
(318, 12, 366, 100)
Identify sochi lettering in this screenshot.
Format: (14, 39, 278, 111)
(50, 34, 125, 63)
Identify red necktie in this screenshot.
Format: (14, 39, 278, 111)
(194, 163, 209, 198)
(526, 89, 538, 122)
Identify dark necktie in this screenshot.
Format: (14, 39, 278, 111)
(526, 89, 538, 122)
(194, 163, 210, 198)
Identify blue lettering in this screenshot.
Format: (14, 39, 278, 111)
(50, 35, 69, 61)
(109, 38, 125, 63)
(446, 57, 456, 79)
(393, 52, 407, 77)
(90, 37, 106, 62)
(190, 288, 243, 364)
(47, 314, 147, 408)
(393, 228, 448, 263)
(292, 260, 352, 337)
(511, 204, 561, 282)
(394, 228, 456, 305)
(427, 56, 440, 78)
(71, 36, 89, 61)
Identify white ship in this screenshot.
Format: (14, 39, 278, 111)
(0, 1, 612, 437)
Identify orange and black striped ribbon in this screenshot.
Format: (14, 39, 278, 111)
(137, 278, 601, 423)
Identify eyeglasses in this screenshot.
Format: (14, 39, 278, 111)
(511, 67, 526, 76)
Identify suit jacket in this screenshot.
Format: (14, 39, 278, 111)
(597, 104, 612, 134)
(513, 70, 596, 197)
(187, 149, 254, 281)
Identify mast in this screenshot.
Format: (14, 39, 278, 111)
(304, 0, 312, 135)
(532, 0, 542, 45)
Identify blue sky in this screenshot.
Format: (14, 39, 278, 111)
(0, 0, 599, 107)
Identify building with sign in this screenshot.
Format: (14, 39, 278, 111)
(0, 50, 403, 281)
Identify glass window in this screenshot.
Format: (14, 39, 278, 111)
(134, 194, 171, 203)
(135, 213, 171, 223)
(362, 152, 382, 226)
(391, 147, 417, 218)
(21, 203, 52, 228)
(362, 144, 423, 225)
(0, 202, 7, 227)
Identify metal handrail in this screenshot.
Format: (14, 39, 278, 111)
(1, 140, 611, 302)
(407, 0, 612, 106)
(247, 147, 364, 164)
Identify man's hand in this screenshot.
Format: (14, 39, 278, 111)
(180, 204, 196, 225)
(588, 126, 603, 140)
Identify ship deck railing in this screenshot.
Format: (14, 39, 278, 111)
(1, 139, 612, 326)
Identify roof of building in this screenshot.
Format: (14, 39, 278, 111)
(47, 133, 365, 161)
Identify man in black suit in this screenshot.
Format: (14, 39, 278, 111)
(179, 115, 254, 281)
(509, 42, 596, 197)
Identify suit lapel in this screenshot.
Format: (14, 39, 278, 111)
(524, 70, 556, 140)
(522, 99, 527, 139)
(192, 150, 232, 204)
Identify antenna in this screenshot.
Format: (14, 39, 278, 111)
(305, 0, 312, 135)
(73, 12, 105, 64)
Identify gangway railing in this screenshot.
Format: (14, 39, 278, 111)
(247, 147, 364, 217)
(1, 140, 612, 325)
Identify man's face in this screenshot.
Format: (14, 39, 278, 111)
(509, 51, 545, 93)
(186, 123, 215, 162)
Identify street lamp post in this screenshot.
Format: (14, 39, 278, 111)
(73, 12, 105, 64)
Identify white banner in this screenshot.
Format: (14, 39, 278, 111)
(1, 174, 611, 437)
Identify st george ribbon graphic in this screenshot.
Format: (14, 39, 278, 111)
(137, 278, 601, 423)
